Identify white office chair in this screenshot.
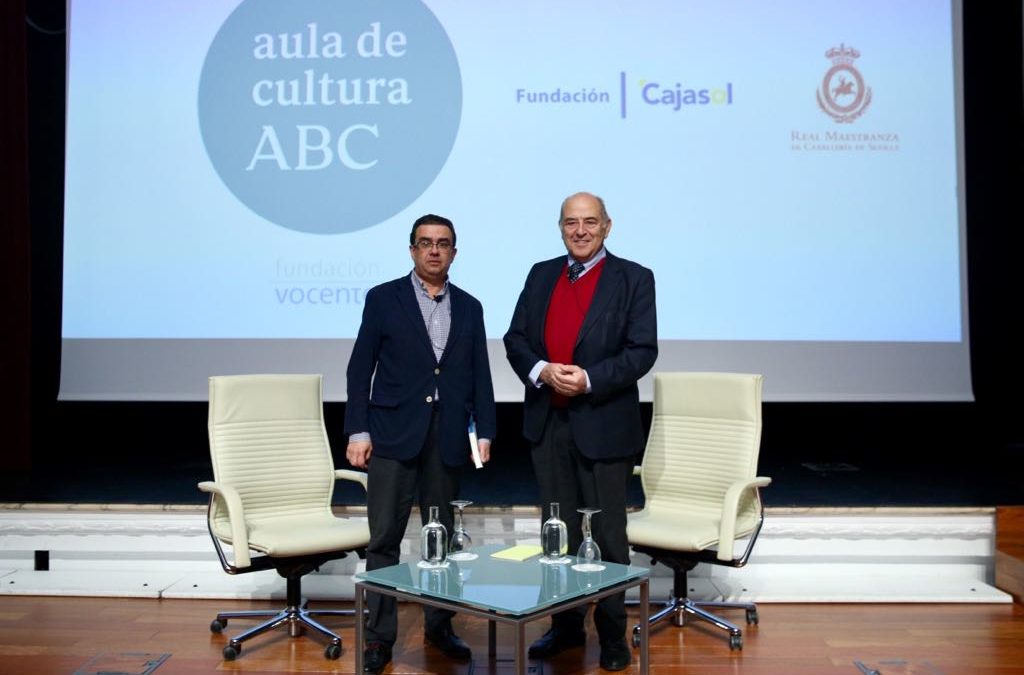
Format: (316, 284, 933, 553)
(199, 374, 370, 660)
(627, 372, 771, 650)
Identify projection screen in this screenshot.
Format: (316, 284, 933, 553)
(60, 0, 971, 402)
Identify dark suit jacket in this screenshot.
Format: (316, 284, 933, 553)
(344, 275, 497, 467)
(503, 251, 658, 460)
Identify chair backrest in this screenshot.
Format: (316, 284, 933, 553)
(207, 374, 336, 536)
(640, 372, 764, 535)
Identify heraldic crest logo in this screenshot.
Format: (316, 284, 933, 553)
(816, 43, 872, 124)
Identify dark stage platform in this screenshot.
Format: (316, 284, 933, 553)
(6, 402, 1023, 508)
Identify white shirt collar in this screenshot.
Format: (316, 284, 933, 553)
(567, 247, 607, 274)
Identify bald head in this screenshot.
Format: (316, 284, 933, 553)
(559, 192, 609, 223)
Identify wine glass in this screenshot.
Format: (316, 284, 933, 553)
(572, 507, 605, 572)
(448, 499, 477, 561)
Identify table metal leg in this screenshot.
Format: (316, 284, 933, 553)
(514, 620, 526, 675)
(640, 578, 650, 674)
(354, 584, 365, 673)
(488, 619, 496, 660)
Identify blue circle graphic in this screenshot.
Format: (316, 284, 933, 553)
(198, 0, 462, 234)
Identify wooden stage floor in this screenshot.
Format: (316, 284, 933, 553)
(1, 596, 1022, 674)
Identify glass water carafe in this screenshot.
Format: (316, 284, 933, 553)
(420, 505, 448, 567)
(540, 502, 570, 564)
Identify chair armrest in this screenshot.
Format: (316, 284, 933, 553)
(335, 469, 369, 491)
(198, 480, 253, 568)
(717, 476, 772, 561)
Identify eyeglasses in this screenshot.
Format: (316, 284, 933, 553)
(414, 239, 453, 251)
(561, 217, 604, 232)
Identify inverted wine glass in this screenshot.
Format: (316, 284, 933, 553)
(448, 499, 477, 561)
(572, 507, 605, 572)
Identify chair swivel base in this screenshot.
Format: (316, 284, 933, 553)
(632, 596, 758, 650)
(211, 603, 357, 660)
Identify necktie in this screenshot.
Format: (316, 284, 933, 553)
(568, 261, 585, 283)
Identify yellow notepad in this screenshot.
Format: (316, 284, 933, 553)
(490, 544, 543, 562)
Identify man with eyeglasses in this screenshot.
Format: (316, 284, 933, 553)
(345, 213, 497, 674)
(504, 192, 658, 672)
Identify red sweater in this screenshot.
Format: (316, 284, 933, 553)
(544, 259, 606, 407)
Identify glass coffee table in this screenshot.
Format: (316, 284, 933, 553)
(354, 544, 650, 674)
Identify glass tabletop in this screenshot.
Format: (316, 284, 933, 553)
(355, 544, 649, 616)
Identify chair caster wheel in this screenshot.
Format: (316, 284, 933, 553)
(223, 643, 240, 660)
(746, 608, 759, 625)
(729, 634, 743, 650)
(631, 628, 641, 648)
(325, 643, 342, 659)
(210, 619, 226, 633)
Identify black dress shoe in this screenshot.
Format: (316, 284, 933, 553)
(527, 627, 587, 659)
(424, 626, 472, 660)
(599, 639, 632, 672)
(363, 641, 392, 674)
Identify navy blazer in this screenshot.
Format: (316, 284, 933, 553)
(503, 251, 658, 460)
(344, 275, 497, 467)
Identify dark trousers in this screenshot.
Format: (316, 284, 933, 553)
(364, 408, 460, 645)
(531, 407, 633, 645)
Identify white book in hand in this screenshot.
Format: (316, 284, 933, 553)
(468, 418, 484, 469)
